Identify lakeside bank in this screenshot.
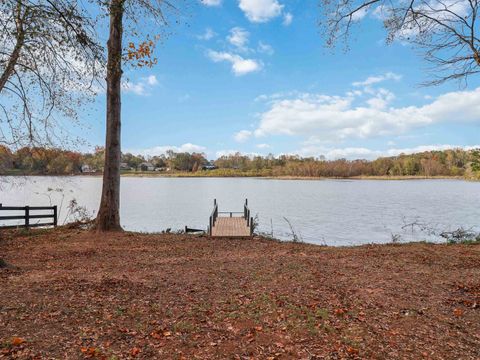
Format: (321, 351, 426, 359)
(1, 228, 479, 358)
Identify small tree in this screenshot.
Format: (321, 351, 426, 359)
(0, 0, 103, 148)
(320, 0, 480, 85)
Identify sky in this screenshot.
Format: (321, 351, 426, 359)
(79, 0, 480, 160)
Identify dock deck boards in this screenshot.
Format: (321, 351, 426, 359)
(211, 217, 251, 237)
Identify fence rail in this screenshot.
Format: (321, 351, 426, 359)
(0, 204, 57, 229)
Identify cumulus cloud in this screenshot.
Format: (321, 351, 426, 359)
(227, 27, 250, 50)
(239, 0, 284, 22)
(207, 50, 262, 76)
(200, 0, 221, 6)
(352, 72, 402, 87)
(122, 75, 159, 96)
(296, 144, 480, 160)
(127, 143, 207, 157)
(256, 143, 271, 149)
(197, 27, 216, 40)
(283, 12, 293, 25)
(234, 130, 253, 142)
(216, 149, 240, 158)
(257, 41, 274, 55)
(252, 79, 480, 142)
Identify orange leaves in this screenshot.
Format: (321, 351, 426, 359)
(334, 308, 346, 316)
(80, 347, 98, 357)
(125, 40, 158, 68)
(453, 308, 464, 317)
(130, 347, 141, 356)
(11, 337, 25, 346)
(346, 346, 359, 355)
(150, 330, 162, 339)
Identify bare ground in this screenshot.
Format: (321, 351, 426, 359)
(0, 229, 479, 359)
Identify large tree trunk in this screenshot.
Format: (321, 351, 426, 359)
(95, 0, 124, 231)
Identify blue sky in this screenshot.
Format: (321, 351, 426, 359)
(80, 0, 480, 160)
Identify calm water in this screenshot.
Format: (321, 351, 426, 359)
(1, 176, 479, 246)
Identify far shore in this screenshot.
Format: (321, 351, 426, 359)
(0, 171, 473, 181)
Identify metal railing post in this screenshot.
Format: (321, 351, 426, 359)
(53, 205, 58, 227)
(25, 206, 29, 228)
(209, 215, 212, 236)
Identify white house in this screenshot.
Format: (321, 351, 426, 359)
(138, 162, 155, 171)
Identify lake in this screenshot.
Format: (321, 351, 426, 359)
(0, 176, 479, 246)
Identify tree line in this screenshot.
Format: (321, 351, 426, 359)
(1, 145, 479, 179)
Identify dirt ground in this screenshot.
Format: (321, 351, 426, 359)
(0, 229, 479, 359)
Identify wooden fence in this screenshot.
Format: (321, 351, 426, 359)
(0, 204, 57, 229)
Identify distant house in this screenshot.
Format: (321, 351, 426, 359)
(139, 162, 155, 171)
(202, 163, 217, 170)
(154, 167, 166, 172)
(120, 162, 131, 170)
(81, 164, 95, 173)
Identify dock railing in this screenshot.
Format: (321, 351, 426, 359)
(208, 199, 253, 236)
(208, 199, 218, 236)
(0, 203, 58, 229)
(243, 199, 254, 235)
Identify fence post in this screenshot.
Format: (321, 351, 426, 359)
(53, 205, 58, 227)
(25, 206, 29, 228)
(251, 217, 254, 235)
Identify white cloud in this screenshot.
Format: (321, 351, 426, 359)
(239, 0, 284, 23)
(122, 75, 159, 96)
(351, 7, 368, 21)
(201, 0, 221, 6)
(145, 75, 158, 86)
(296, 144, 480, 160)
(207, 50, 262, 76)
(256, 143, 271, 149)
(283, 12, 293, 26)
(258, 41, 274, 55)
(197, 27, 216, 40)
(216, 149, 240, 158)
(352, 72, 402, 87)
(372, 0, 470, 43)
(234, 130, 253, 142)
(253, 85, 480, 142)
(127, 143, 207, 157)
(227, 27, 250, 50)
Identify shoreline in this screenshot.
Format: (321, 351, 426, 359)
(0, 172, 472, 181)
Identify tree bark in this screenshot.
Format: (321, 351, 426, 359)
(0, 1, 27, 94)
(95, 0, 124, 231)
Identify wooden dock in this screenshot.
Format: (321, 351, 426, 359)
(209, 199, 253, 238)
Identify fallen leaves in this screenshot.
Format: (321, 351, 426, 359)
(453, 308, 464, 317)
(130, 347, 141, 356)
(1, 230, 480, 359)
(11, 337, 25, 346)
